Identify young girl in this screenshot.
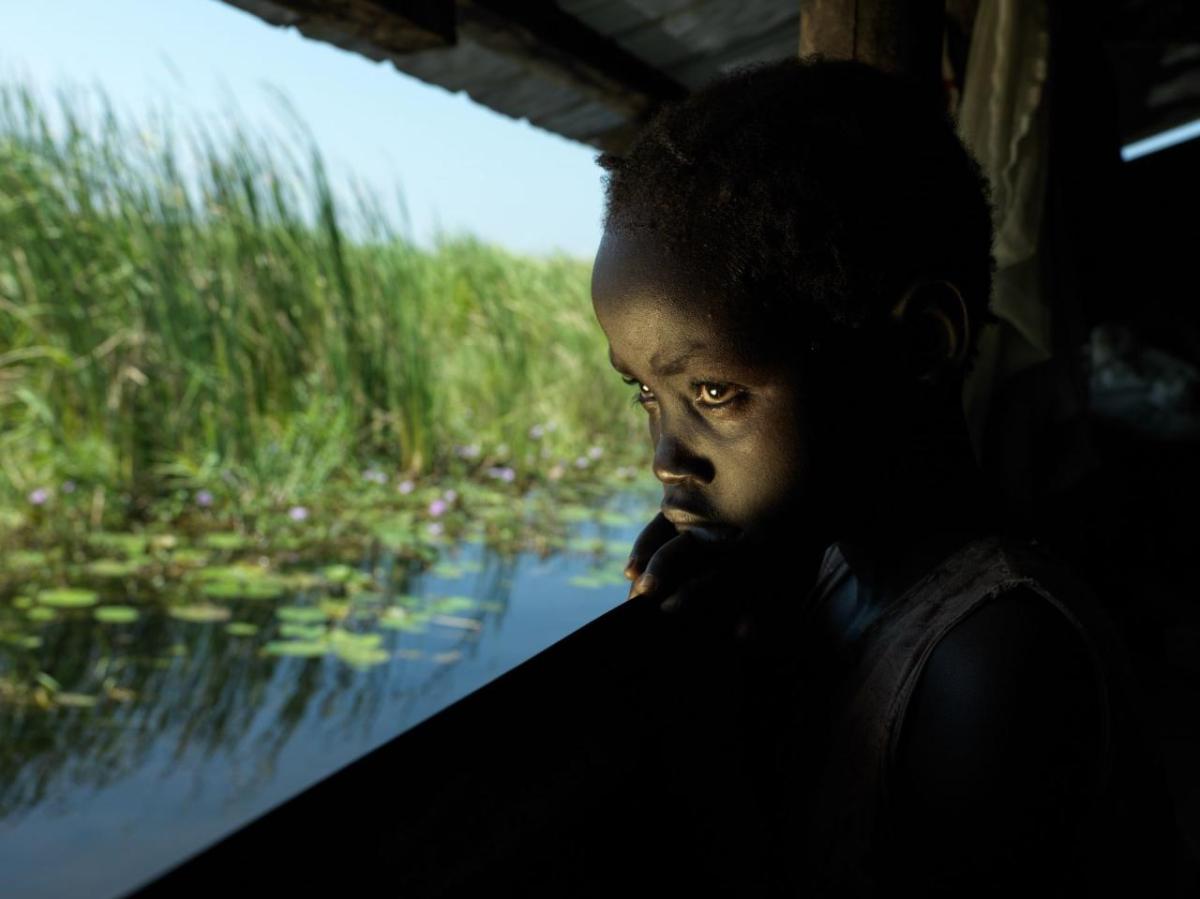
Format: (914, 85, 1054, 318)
(591, 57, 1182, 896)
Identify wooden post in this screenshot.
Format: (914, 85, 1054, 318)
(799, 0, 945, 94)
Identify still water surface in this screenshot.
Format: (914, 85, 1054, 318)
(1, 486, 658, 899)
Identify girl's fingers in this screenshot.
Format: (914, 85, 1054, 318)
(624, 512, 678, 583)
(629, 529, 719, 602)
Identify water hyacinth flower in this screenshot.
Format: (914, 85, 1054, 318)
(397, 479, 415, 495)
(363, 468, 388, 485)
(587, 446, 604, 460)
(574, 456, 590, 469)
(28, 488, 49, 506)
(428, 498, 448, 517)
(61, 480, 76, 494)
(529, 424, 545, 440)
(427, 522, 444, 537)
(455, 444, 482, 460)
(195, 489, 214, 508)
(443, 489, 458, 503)
(288, 505, 309, 522)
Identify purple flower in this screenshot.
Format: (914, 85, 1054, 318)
(442, 489, 458, 503)
(397, 479, 415, 495)
(528, 424, 545, 440)
(486, 466, 505, 480)
(587, 446, 604, 460)
(195, 489, 214, 508)
(428, 498, 447, 517)
(61, 480, 76, 494)
(499, 467, 516, 483)
(288, 505, 309, 522)
(426, 521, 444, 537)
(455, 444, 481, 459)
(363, 468, 388, 485)
(574, 456, 589, 469)
(28, 488, 49, 506)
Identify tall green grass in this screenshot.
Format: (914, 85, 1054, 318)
(0, 79, 644, 530)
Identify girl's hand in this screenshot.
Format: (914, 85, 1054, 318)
(623, 512, 761, 641)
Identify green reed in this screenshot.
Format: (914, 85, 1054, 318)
(0, 78, 643, 529)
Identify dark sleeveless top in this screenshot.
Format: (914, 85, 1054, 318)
(729, 534, 1182, 897)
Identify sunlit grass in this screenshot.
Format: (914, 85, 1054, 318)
(0, 78, 648, 540)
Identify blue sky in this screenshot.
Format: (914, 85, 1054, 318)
(0, 0, 607, 260)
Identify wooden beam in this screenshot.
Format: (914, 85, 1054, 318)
(799, 0, 945, 92)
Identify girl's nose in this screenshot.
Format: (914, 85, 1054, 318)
(652, 431, 713, 486)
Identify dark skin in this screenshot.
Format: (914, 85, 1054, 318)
(591, 229, 1105, 892)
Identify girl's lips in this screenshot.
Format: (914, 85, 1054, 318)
(678, 523, 740, 543)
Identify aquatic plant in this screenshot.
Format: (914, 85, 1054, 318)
(0, 76, 646, 537)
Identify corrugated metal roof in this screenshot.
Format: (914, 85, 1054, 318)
(219, 1, 1200, 154)
(221, 1, 800, 154)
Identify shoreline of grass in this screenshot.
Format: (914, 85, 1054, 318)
(0, 77, 651, 547)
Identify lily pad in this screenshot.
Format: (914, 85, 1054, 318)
(280, 571, 323, 590)
(169, 548, 210, 567)
(86, 558, 147, 578)
(225, 622, 259, 637)
(12, 595, 33, 610)
(192, 563, 271, 582)
(320, 564, 356, 583)
(201, 578, 285, 601)
(148, 534, 178, 552)
(203, 532, 250, 551)
(36, 588, 99, 608)
(276, 605, 327, 624)
(430, 595, 478, 614)
(94, 606, 139, 624)
(6, 549, 49, 570)
(430, 562, 464, 579)
(379, 608, 427, 633)
(279, 622, 326, 641)
(263, 640, 328, 658)
(318, 599, 350, 620)
(27, 607, 57, 622)
(329, 629, 384, 650)
(87, 532, 146, 557)
(559, 505, 593, 523)
(332, 643, 390, 668)
(169, 604, 232, 623)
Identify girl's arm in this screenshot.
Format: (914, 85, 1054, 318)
(882, 586, 1106, 896)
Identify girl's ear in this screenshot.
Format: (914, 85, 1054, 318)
(889, 280, 970, 384)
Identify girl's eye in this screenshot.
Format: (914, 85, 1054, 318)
(621, 377, 742, 410)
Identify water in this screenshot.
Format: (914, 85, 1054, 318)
(0, 487, 659, 899)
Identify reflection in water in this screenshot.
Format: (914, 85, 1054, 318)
(0, 486, 658, 899)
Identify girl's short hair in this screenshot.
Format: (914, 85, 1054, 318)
(597, 57, 999, 378)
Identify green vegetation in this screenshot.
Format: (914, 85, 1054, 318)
(0, 78, 649, 549)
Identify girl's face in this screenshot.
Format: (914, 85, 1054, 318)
(591, 229, 817, 549)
